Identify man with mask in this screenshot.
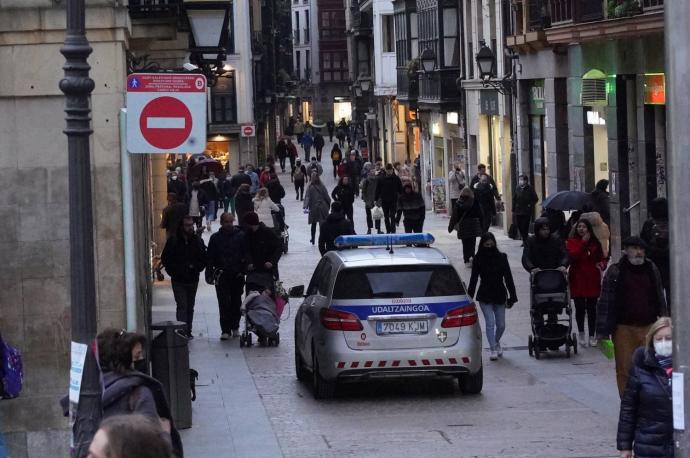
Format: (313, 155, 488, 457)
(167, 171, 186, 202)
(448, 163, 465, 210)
(512, 174, 539, 244)
(596, 236, 668, 397)
(522, 217, 569, 273)
(473, 174, 498, 233)
(208, 213, 248, 340)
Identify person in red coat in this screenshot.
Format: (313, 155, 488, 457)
(567, 218, 606, 348)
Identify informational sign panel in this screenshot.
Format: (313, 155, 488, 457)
(126, 73, 207, 154)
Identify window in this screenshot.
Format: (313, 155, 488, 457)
(307, 259, 332, 296)
(394, 12, 407, 66)
(442, 7, 458, 67)
(417, 5, 437, 69)
(382, 15, 395, 52)
(294, 12, 300, 42)
(296, 50, 301, 79)
(210, 73, 237, 124)
(332, 266, 465, 300)
(304, 10, 310, 43)
(305, 50, 311, 79)
(410, 12, 418, 59)
(321, 51, 348, 81)
(357, 40, 371, 75)
(319, 10, 346, 39)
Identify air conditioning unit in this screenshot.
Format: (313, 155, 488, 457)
(581, 69, 608, 107)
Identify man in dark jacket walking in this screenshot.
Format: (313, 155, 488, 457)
(473, 174, 498, 233)
(244, 212, 283, 289)
(208, 213, 248, 340)
(512, 174, 539, 244)
(313, 132, 325, 161)
(589, 179, 611, 225)
(160, 193, 188, 239)
(161, 216, 207, 337)
(318, 202, 355, 255)
(521, 217, 569, 273)
(640, 197, 670, 304)
(395, 183, 426, 233)
(265, 172, 286, 205)
(375, 164, 403, 233)
(596, 236, 668, 397)
(167, 171, 187, 202)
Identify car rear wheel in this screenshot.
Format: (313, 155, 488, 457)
(312, 344, 336, 399)
(295, 347, 308, 382)
(458, 364, 483, 394)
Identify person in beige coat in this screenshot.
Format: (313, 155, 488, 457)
(253, 188, 280, 228)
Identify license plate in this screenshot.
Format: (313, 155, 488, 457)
(376, 320, 428, 335)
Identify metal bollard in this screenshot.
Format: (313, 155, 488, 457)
(151, 321, 192, 429)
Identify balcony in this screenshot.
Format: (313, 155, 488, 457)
(396, 67, 418, 105)
(128, 0, 181, 19)
(418, 69, 460, 112)
(351, 9, 372, 36)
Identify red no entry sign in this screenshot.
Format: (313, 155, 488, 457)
(139, 97, 193, 150)
(241, 123, 256, 137)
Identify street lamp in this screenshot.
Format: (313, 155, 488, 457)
(420, 48, 436, 74)
(359, 74, 372, 92)
(475, 40, 496, 81)
(353, 81, 362, 97)
(183, 0, 232, 83)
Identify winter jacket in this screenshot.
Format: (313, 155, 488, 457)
(219, 179, 234, 200)
(266, 178, 286, 204)
(590, 189, 611, 225)
(396, 188, 425, 223)
(253, 197, 280, 228)
(376, 173, 403, 203)
(331, 183, 356, 210)
(513, 184, 538, 216)
(617, 348, 673, 458)
(345, 159, 362, 180)
(229, 172, 252, 193)
(292, 164, 308, 183)
(361, 175, 379, 208)
(447, 170, 466, 200)
(331, 146, 342, 162)
(640, 217, 670, 290)
(246, 223, 283, 272)
(167, 179, 187, 202)
(596, 257, 668, 337)
(160, 202, 188, 237)
(161, 233, 207, 283)
(275, 141, 288, 159)
(301, 134, 314, 148)
(313, 133, 325, 149)
(521, 218, 569, 271)
(318, 211, 355, 255)
(473, 182, 497, 216)
(287, 142, 298, 158)
(470, 174, 500, 199)
(303, 182, 331, 224)
(566, 236, 605, 298)
(307, 162, 323, 178)
(185, 188, 208, 210)
(247, 171, 260, 194)
(448, 197, 483, 239)
(207, 226, 248, 278)
(234, 188, 253, 220)
(467, 251, 517, 305)
(579, 211, 611, 258)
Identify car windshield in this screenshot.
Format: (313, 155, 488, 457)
(332, 266, 465, 300)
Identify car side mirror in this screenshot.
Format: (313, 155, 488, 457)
(288, 285, 305, 297)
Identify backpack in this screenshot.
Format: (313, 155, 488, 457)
(650, 219, 669, 252)
(293, 168, 304, 181)
(309, 164, 320, 176)
(0, 334, 23, 399)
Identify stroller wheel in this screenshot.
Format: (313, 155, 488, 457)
(572, 333, 578, 355)
(274, 333, 280, 346)
(534, 338, 541, 360)
(247, 333, 253, 347)
(528, 335, 533, 357)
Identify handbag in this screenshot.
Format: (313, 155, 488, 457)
(372, 205, 384, 220)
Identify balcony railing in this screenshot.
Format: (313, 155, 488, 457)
(396, 67, 418, 101)
(128, 0, 181, 19)
(642, 0, 663, 8)
(549, 0, 604, 24)
(419, 69, 460, 106)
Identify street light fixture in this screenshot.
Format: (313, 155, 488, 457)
(420, 48, 436, 74)
(353, 81, 363, 97)
(474, 40, 516, 95)
(358, 74, 372, 92)
(183, 0, 232, 83)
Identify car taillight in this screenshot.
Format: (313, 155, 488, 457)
(320, 308, 363, 331)
(441, 303, 478, 328)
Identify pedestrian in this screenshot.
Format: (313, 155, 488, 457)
(88, 415, 173, 458)
(244, 211, 283, 286)
(640, 197, 670, 304)
(253, 188, 280, 228)
(566, 218, 606, 347)
(245, 164, 260, 195)
(467, 232, 518, 361)
(361, 163, 382, 234)
(286, 138, 298, 177)
(307, 156, 323, 180)
(448, 187, 483, 267)
(167, 171, 186, 202)
(313, 131, 325, 161)
(375, 163, 403, 233)
(470, 163, 499, 192)
(208, 213, 248, 340)
(294, 118, 305, 145)
(395, 182, 425, 233)
(330, 143, 342, 179)
(265, 171, 286, 205)
(301, 132, 314, 162)
(160, 193, 188, 239)
(596, 236, 668, 397)
(259, 165, 272, 188)
(473, 173, 498, 233)
(512, 174, 539, 244)
(447, 163, 465, 210)
(337, 157, 348, 178)
(413, 156, 421, 192)
(399, 159, 413, 188)
(589, 179, 611, 225)
(336, 127, 346, 148)
(200, 172, 219, 232)
(275, 139, 288, 173)
(578, 209, 611, 259)
(229, 165, 251, 195)
(185, 181, 207, 233)
(160, 216, 207, 337)
(303, 173, 331, 245)
(234, 184, 253, 229)
(292, 158, 307, 200)
(327, 120, 335, 142)
(616, 317, 674, 458)
(346, 151, 362, 196)
(521, 217, 569, 273)
(331, 175, 356, 222)
(318, 201, 355, 255)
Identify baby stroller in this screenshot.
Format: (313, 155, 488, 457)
(527, 269, 578, 359)
(240, 272, 287, 347)
(273, 204, 290, 254)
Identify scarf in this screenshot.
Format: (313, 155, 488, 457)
(656, 354, 673, 377)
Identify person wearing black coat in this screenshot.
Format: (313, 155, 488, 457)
(161, 217, 207, 337)
(473, 174, 498, 233)
(244, 212, 283, 288)
(617, 317, 674, 458)
(395, 182, 425, 233)
(521, 217, 569, 273)
(590, 179, 611, 225)
(265, 174, 286, 205)
(467, 232, 517, 360)
(331, 176, 356, 222)
(512, 174, 538, 243)
(448, 187, 484, 266)
(318, 202, 355, 255)
(167, 172, 187, 202)
(375, 164, 403, 233)
(275, 139, 288, 172)
(313, 132, 325, 161)
(640, 197, 670, 304)
(234, 184, 253, 228)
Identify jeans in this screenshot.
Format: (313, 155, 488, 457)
(315, 148, 323, 161)
(516, 214, 531, 242)
(304, 145, 312, 162)
(215, 274, 245, 333)
(365, 207, 382, 232)
(382, 201, 397, 233)
(279, 156, 286, 171)
(294, 180, 304, 200)
(205, 200, 217, 222)
(479, 302, 506, 351)
(172, 280, 199, 333)
(573, 297, 597, 336)
(403, 218, 424, 233)
(461, 237, 476, 263)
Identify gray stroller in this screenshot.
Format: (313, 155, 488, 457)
(240, 274, 281, 347)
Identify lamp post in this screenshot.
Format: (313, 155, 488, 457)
(59, 1, 100, 457)
(420, 48, 436, 77)
(183, 0, 232, 85)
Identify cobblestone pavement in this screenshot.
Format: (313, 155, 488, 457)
(153, 138, 620, 458)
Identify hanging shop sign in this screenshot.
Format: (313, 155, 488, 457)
(480, 90, 499, 115)
(528, 80, 546, 115)
(644, 73, 665, 105)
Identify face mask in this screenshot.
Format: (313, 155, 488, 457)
(133, 359, 148, 374)
(171, 176, 178, 180)
(653, 340, 672, 357)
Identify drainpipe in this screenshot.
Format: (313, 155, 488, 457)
(119, 108, 137, 331)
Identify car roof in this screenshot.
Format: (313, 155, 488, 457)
(328, 246, 450, 268)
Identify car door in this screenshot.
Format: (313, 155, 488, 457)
(299, 258, 333, 365)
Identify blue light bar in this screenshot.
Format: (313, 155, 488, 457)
(334, 233, 435, 248)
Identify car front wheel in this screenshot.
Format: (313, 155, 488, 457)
(458, 364, 483, 394)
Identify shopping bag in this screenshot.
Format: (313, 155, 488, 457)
(372, 205, 384, 221)
(598, 338, 615, 360)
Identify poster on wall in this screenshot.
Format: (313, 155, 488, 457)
(432, 177, 447, 214)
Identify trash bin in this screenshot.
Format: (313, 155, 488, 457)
(151, 321, 192, 429)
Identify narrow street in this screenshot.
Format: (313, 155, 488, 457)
(153, 138, 620, 458)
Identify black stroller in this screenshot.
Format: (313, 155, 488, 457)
(527, 269, 578, 359)
(240, 272, 282, 347)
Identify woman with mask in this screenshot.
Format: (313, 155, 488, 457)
(512, 174, 538, 244)
(448, 187, 483, 268)
(617, 317, 674, 458)
(467, 233, 518, 360)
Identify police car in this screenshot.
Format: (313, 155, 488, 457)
(290, 233, 483, 399)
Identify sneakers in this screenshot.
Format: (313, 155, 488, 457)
(589, 336, 598, 347)
(231, 329, 240, 338)
(220, 332, 230, 341)
(496, 343, 503, 357)
(578, 332, 586, 347)
(489, 351, 498, 361)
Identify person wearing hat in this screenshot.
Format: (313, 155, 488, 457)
(244, 211, 283, 289)
(521, 217, 569, 273)
(596, 236, 668, 397)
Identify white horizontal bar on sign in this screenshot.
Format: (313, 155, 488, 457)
(147, 117, 186, 129)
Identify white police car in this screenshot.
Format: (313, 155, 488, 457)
(290, 233, 483, 399)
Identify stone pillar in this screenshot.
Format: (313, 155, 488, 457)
(151, 155, 169, 256)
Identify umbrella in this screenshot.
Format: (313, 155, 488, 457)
(542, 190, 590, 211)
(188, 158, 224, 182)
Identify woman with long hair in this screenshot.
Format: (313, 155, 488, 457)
(448, 186, 483, 267)
(467, 233, 517, 360)
(253, 187, 280, 228)
(566, 218, 606, 347)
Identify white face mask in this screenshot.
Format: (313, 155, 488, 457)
(171, 176, 177, 180)
(654, 340, 673, 357)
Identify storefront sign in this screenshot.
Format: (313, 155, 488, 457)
(644, 73, 665, 105)
(480, 90, 499, 115)
(529, 80, 545, 115)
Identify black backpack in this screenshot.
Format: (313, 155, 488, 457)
(650, 219, 669, 252)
